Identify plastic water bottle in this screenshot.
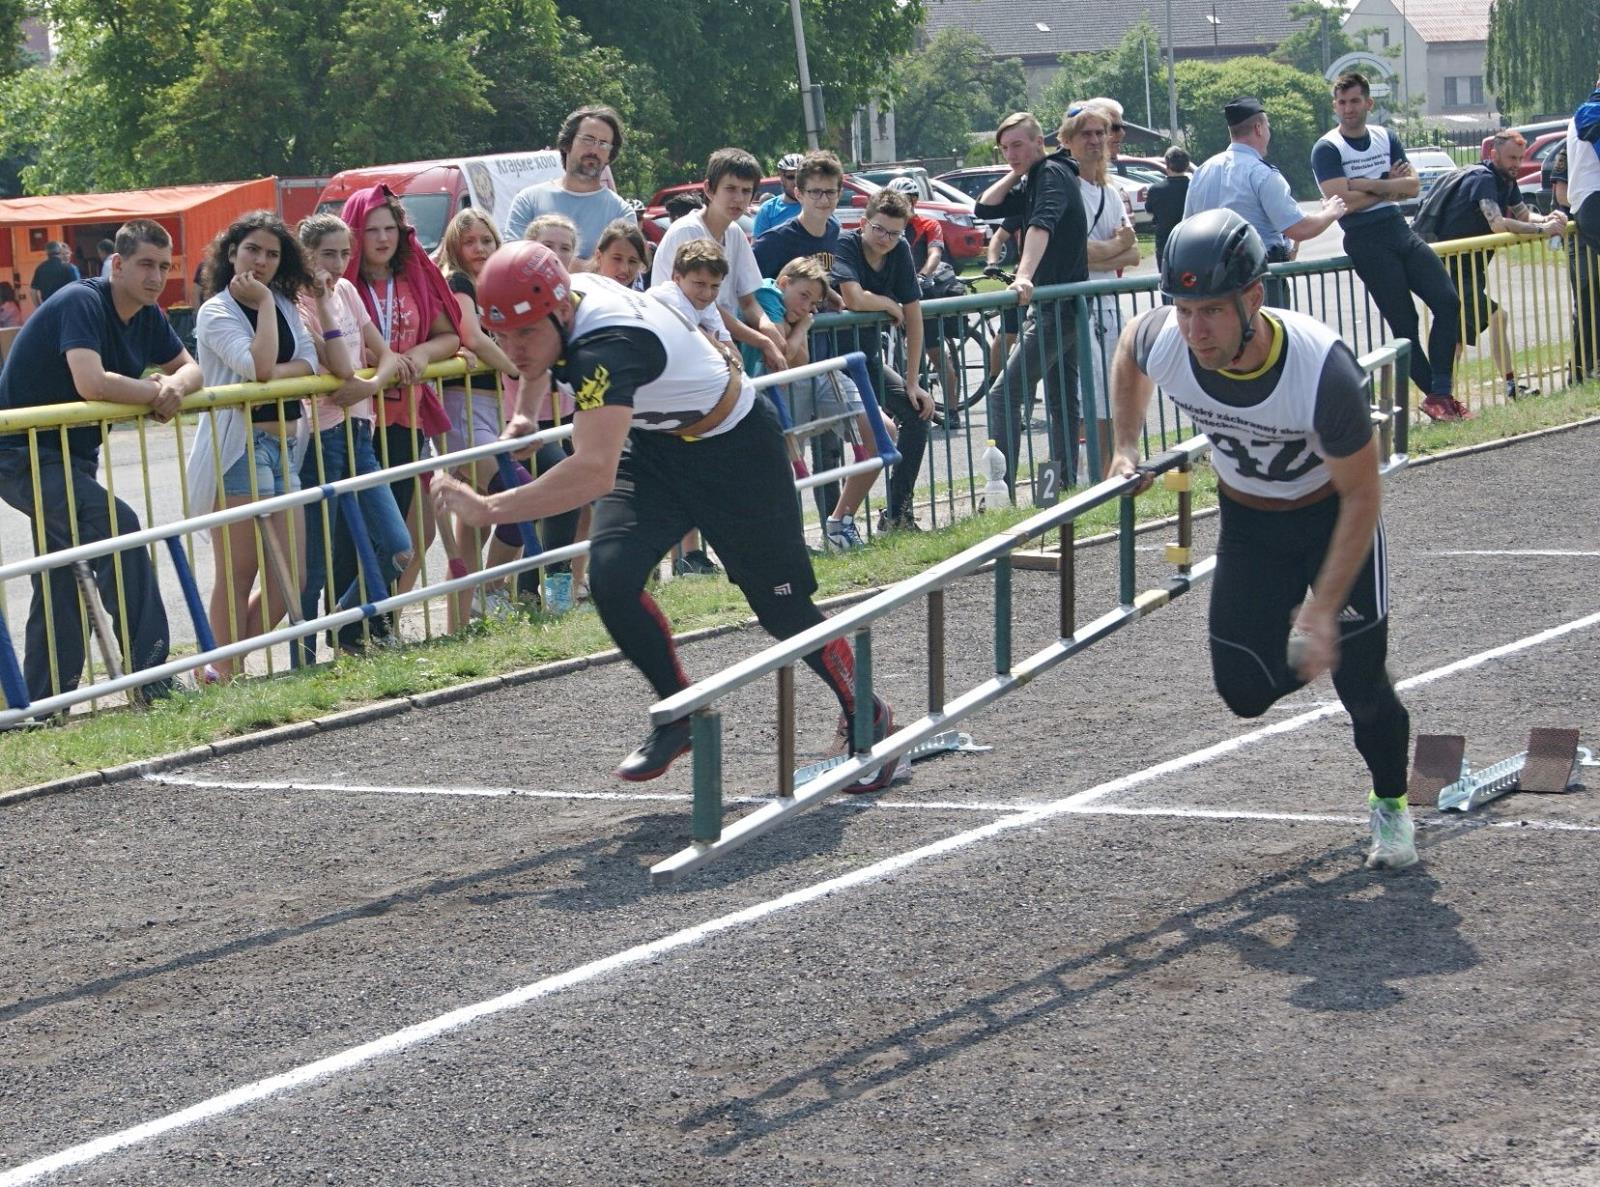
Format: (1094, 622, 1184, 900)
(980, 440, 1009, 511)
(544, 571, 573, 614)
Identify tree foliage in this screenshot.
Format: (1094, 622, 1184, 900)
(0, 0, 925, 197)
(1487, 0, 1600, 118)
(554, 0, 924, 180)
(1175, 56, 1333, 197)
(1272, 1, 1362, 77)
(1040, 15, 1164, 132)
(892, 28, 1026, 162)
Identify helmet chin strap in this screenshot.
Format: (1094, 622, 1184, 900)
(1229, 292, 1257, 366)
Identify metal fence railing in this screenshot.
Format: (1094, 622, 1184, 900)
(0, 354, 900, 727)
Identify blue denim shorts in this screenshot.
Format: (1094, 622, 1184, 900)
(222, 428, 302, 498)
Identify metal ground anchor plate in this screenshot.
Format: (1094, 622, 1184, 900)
(1436, 727, 1590, 813)
(792, 729, 989, 788)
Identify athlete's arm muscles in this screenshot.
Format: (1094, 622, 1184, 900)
(443, 404, 632, 528)
(1292, 436, 1382, 678)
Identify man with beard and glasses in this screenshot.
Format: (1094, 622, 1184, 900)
(506, 105, 637, 265)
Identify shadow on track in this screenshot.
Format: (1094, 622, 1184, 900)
(0, 806, 849, 1024)
(679, 833, 1476, 1155)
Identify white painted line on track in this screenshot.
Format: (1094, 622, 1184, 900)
(1080, 804, 1600, 834)
(1435, 550, 1600, 558)
(145, 773, 1026, 814)
(7, 607, 1599, 1187)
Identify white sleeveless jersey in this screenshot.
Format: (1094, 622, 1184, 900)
(1141, 307, 1343, 500)
(1316, 125, 1398, 216)
(566, 273, 754, 437)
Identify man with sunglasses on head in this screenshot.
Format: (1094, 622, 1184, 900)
(505, 104, 637, 264)
(1088, 96, 1127, 163)
(973, 110, 1090, 494)
(754, 152, 806, 237)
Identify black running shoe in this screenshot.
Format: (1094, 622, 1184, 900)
(615, 719, 693, 782)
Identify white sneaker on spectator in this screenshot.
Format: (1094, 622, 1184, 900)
(825, 515, 866, 551)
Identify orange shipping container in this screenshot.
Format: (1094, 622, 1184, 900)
(0, 176, 279, 316)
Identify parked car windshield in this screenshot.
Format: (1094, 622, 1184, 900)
(1409, 150, 1457, 171)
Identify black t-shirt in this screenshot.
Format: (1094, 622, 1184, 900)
(973, 149, 1089, 288)
(241, 302, 302, 422)
(1438, 163, 1522, 242)
(831, 230, 920, 303)
(753, 216, 840, 279)
(448, 271, 477, 304)
(1133, 307, 1373, 459)
(30, 257, 77, 302)
(0, 278, 184, 460)
(1144, 174, 1190, 259)
(554, 325, 668, 413)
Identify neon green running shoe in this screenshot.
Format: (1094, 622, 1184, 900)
(1365, 792, 1418, 870)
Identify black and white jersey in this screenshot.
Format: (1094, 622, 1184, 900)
(554, 274, 754, 438)
(1133, 305, 1372, 500)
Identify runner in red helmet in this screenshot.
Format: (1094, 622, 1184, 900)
(433, 241, 897, 786)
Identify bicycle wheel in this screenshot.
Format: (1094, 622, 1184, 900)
(953, 312, 999, 411)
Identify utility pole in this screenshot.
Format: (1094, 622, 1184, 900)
(789, 0, 821, 150)
(1166, 0, 1180, 143)
(1143, 33, 1154, 128)
(1208, 2, 1221, 52)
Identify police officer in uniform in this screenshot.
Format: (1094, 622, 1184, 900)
(432, 241, 896, 787)
(1107, 210, 1416, 870)
(1185, 95, 1346, 307)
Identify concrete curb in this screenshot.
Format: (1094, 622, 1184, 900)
(5, 414, 1596, 807)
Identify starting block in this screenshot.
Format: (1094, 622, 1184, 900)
(1418, 727, 1597, 813)
(791, 729, 991, 790)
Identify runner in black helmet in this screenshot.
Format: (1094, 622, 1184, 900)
(1107, 209, 1416, 870)
(431, 241, 897, 788)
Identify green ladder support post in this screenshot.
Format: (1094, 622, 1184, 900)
(1075, 295, 1102, 482)
(852, 627, 874, 754)
(995, 554, 1012, 675)
(1119, 494, 1136, 606)
(690, 708, 723, 844)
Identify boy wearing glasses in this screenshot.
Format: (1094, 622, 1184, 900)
(505, 105, 637, 261)
(751, 151, 880, 541)
(831, 190, 938, 538)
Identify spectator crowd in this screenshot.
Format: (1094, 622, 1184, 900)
(0, 75, 1594, 708)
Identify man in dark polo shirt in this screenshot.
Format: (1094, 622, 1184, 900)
(0, 219, 202, 710)
(974, 110, 1090, 491)
(1435, 129, 1566, 401)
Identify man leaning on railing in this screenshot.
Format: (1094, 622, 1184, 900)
(973, 111, 1090, 492)
(0, 219, 202, 715)
(1431, 130, 1566, 403)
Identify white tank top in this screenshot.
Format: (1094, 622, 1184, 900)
(1316, 125, 1398, 216)
(1142, 307, 1342, 500)
(567, 273, 754, 437)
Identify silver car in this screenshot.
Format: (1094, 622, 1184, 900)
(1402, 147, 1460, 215)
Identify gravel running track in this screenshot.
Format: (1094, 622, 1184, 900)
(2, 424, 1598, 1186)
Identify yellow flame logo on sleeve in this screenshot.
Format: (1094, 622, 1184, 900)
(574, 365, 611, 410)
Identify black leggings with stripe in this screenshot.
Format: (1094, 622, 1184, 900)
(1208, 489, 1410, 798)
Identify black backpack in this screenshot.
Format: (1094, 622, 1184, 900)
(1412, 164, 1490, 243)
